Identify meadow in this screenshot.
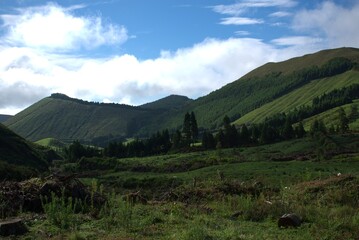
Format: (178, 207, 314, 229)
(5, 134, 358, 239)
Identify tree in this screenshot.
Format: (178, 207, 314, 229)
(215, 129, 225, 148)
(240, 124, 250, 145)
(338, 107, 349, 133)
(182, 112, 191, 144)
(190, 112, 199, 141)
(282, 118, 294, 140)
(202, 131, 216, 149)
(349, 104, 358, 122)
(172, 130, 183, 149)
(310, 119, 327, 136)
(295, 122, 306, 138)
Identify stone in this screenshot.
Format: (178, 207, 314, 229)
(278, 213, 301, 228)
(0, 218, 28, 236)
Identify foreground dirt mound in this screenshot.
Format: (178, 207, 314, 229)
(0, 174, 105, 218)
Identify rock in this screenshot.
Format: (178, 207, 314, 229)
(229, 211, 243, 220)
(0, 218, 28, 236)
(278, 213, 301, 228)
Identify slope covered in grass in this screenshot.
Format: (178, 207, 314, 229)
(35, 138, 67, 149)
(142, 47, 359, 132)
(140, 94, 192, 110)
(0, 123, 50, 179)
(235, 70, 359, 125)
(4, 95, 155, 141)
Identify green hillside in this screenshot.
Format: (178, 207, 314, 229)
(35, 137, 67, 149)
(140, 94, 192, 110)
(4, 93, 191, 142)
(301, 100, 359, 131)
(0, 123, 50, 179)
(142, 47, 359, 132)
(235, 70, 359, 125)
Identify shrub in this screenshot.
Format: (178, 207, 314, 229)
(41, 190, 78, 230)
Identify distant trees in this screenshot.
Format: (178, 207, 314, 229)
(64, 140, 101, 162)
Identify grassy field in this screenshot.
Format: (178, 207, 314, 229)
(6, 134, 358, 239)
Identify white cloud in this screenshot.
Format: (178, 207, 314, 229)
(235, 31, 250, 36)
(270, 11, 291, 18)
(0, 37, 310, 114)
(0, 3, 128, 52)
(272, 36, 322, 46)
(212, 0, 297, 16)
(220, 17, 264, 25)
(292, 1, 359, 48)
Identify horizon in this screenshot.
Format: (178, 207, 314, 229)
(1, 0, 359, 115)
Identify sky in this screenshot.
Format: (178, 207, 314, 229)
(0, 0, 359, 115)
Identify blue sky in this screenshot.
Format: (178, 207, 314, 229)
(0, 0, 359, 114)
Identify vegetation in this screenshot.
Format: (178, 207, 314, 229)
(0, 123, 53, 180)
(2, 133, 359, 239)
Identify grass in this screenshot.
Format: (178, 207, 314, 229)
(4, 133, 359, 239)
(302, 100, 359, 131)
(36, 137, 67, 149)
(235, 71, 359, 125)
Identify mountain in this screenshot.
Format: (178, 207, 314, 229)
(4, 47, 359, 142)
(142, 47, 359, 132)
(140, 94, 192, 110)
(0, 114, 12, 122)
(0, 123, 50, 179)
(4, 93, 191, 142)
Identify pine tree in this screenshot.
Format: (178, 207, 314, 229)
(282, 118, 294, 140)
(172, 130, 182, 149)
(295, 121, 306, 138)
(202, 131, 216, 149)
(338, 107, 349, 133)
(182, 112, 191, 143)
(348, 104, 358, 123)
(190, 112, 199, 140)
(240, 124, 250, 144)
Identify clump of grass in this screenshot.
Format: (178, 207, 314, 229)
(99, 191, 134, 231)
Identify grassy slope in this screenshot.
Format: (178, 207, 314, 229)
(235, 70, 359, 125)
(143, 47, 359, 132)
(35, 137, 67, 149)
(5, 95, 193, 141)
(140, 94, 192, 110)
(244, 47, 359, 78)
(302, 100, 359, 131)
(0, 123, 48, 171)
(4, 97, 154, 141)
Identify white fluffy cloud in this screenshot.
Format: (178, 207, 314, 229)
(0, 3, 127, 52)
(292, 1, 359, 48)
